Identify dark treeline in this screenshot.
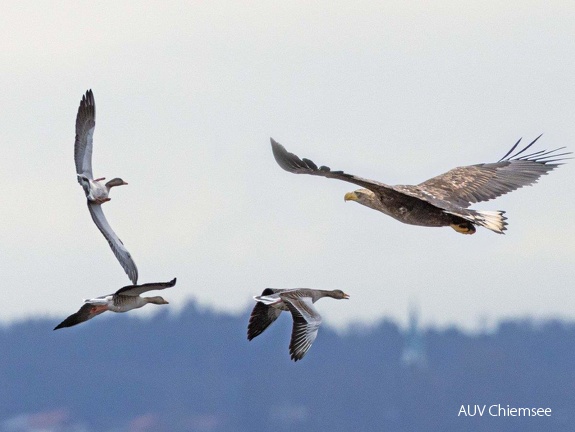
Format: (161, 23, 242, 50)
(0, 302, 573, 432)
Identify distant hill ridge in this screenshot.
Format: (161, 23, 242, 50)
(1, 301, 573, 432)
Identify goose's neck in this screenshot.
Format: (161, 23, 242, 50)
(145, 296, 168, 305)
(311, 290, 332, 302)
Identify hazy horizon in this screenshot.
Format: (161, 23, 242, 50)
(1, 1, 574, 331)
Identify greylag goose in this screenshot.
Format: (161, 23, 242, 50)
(271, 136, 570, 234)
(248, 288, 349, 361)
(54, 278, 176, 330)
(75, 89, 138, 283)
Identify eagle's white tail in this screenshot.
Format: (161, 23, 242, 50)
(475, 210, 507, 234)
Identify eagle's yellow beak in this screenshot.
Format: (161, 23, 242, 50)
(344, 192, 358, 202)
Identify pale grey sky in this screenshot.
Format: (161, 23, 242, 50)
(1, 1, 574, 330)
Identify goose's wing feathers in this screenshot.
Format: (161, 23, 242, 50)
(75, 90, 96, 181)
(88, 202, 138, 284)
(281, 293, 322, 361)
(115, 278, 177, 296)
(271, 138, 395, 194)
(53, 303, 108, 330)
(247, 303, 282, 341)
(414, 136, 571, 208)
(247, 289, 285, 340)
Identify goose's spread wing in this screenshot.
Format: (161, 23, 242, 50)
(247, 288, 285, 340)
(271, 138, 396, 195)
(247, 303, 282, 340)
(248, 288, 285, 340)
(53, 303, 108, 330)
(115, 278, 177, 296)
(281, 293, 322, 361)
(414, 136, 570, 208)
(75, 90, 96, 181)
(88, 202, 138, 284)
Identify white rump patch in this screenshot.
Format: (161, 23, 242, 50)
(254, 295, 282, 305)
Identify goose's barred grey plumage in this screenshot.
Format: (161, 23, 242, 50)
(271, 136, 570, 234)
(54, 278, 176, 330)
(248, 288, 349, 361)
(74, 89, 138, 283)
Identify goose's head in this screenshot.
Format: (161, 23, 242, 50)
(105, 178, 128, 189)
(329, 290, 350, 300)
(145, 296, 169, 305)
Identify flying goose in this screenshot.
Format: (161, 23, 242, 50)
(271, 136, 570, 234)
(248, 288, 349, 361)
(75, 89, 138, 283)
(54, 278, 176, 330)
